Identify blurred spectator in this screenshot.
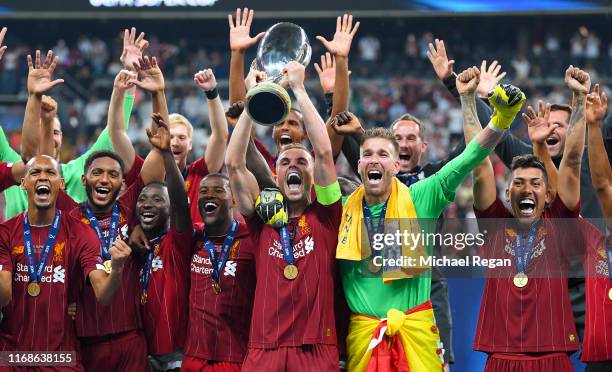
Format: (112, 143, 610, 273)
(358, 34, 381, 62)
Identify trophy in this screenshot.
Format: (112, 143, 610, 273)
(245, 22, 312, 126)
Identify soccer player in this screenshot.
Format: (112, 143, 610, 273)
(0, 155, 131, 370)
(336, 65, 524, 370)
(470, 66, 590, 370)
(55, 116, 165, 371)
(0, 28, 145, 219)
(582, 83, 612, 371)
(135, 114, 194, 370)
(183, 172, 256, 371)
(226, 61, 342, 370)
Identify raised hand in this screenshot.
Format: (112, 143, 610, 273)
(565, 65, 591, 96)
(129, 56, 164, 92)
(523, 100, 557, 144)
(0, 27, 7, 60)
(329, 111, 364, 136)
(477, 60, 507, 97)
(456, 66, 480, 96)
(426, 38, 455, 80)
(586, 83, 608, 125)
(27, 50, 64, 96)
(120, 27, 149, 71)
(40, 95, 58, 122)
(147, 112, 170, 151)
(314, 52, 336, 94)
(113, 69, 136, 92)
(109, 239, 132, 272)
(228, 7, 265, 52)
(283, 61, 306, 90)
(245, 69, 266, 90)
(194, 68, 217, 92)
(225, 100, 244, 127)
(316, 13, 360, 58)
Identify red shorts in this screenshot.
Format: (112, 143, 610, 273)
(485, 352, 573, 372)
(180, 355, 241, 372)
(80, 330, 148, 372)
(242, 345, 339, 372)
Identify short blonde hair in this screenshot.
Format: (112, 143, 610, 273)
(168, 113, 194, 138)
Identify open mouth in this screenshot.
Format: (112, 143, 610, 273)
(279, 134, 293, 146)
(367, 169, 383, 184)
(140, 210, 158, 224)
(35, 184, 51, 200)
(545, 137, 559, 146)
(517, 198, 536, 216)
(94, 186, 111, 198)
(286, 172, 302, 191)
(399, 153, 411, 162)
(203, 201, 219, 214)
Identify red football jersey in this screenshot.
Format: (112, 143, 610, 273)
(138, 228, 193, 356)
(246, 199, 342, 349)
(0, 162, 17, 192)
(184, 156, 216, 226)
(253, 138, 278, 175)
(57, 177, 144, 338)
(473, 196, 580, 353)
(579, 219, 612, 362)
(0, 212, 101, 365)
(184, 221, 256, 362)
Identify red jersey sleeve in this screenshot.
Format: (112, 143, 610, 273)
(312, 198, 342, 229)
(254, 138, 277, 173)
(546, 195, 580, 218)
(166, 227, 195, 262)
(56, 190, 80, 212)
(124, 155, 144, 188)
(189, 156, 213, 176)
(0, 162, 17, 192)
(474, 198, 512, 219)
(73, 220, 104, 282)
(118, 174, 145, 212)
(244, 213, 264, 241)
(0, 223, 13, 273)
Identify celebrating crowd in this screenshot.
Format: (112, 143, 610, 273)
(0, 7, 611, 372)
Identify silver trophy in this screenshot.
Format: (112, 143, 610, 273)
(245, 22, 312, 126)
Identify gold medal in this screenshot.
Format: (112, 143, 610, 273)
(103, 260, 112, 274)
(513, 272, 529, 288)
(283, 264, 298, 280)
(140, 291, 148, 305)
(368, 258, 381, 273)
(212, 282, 221, 295)
(608, 288, 612, 301)
(27, 282, 40, 297)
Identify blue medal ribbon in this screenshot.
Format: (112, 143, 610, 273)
(23, 211, 61, 283)
(142, 234, 166, 294)
(363, 199, 388, 261)
(280, 223, 295, 267)
(514, 223, 539, 274)
(204, 220, 238, 284)
(606, 245, 612, 287)
(83, 203, 120, 260)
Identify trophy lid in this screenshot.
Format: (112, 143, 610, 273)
(254, 22, 312, 83)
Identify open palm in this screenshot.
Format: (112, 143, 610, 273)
(316, 14, 360, 58)
(131, 56, 164, 92)
(228, 8, 265, 52)
(27, 50, 64, 95)
(523, 101, 556, 144)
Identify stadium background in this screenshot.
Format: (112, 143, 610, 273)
(1, 1, 611, 370)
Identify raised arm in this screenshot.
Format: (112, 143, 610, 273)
(317, 14, 360, 158)
(585, 84, 612, 222)
(284, 62, 337, 186)
(228, 7, 264, 105)
(523, 101, 559, 198)
(108, 70, 137, 172)
(22, 50, 64, 161)
(194, 69, 228, 173)
(148, 113, 192, 233)
(558, 66, 591, 211)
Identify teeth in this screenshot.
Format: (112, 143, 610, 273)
(287, 172, 302, 186)
(204, 202, 218, 212)
(368, 170, 382, 180)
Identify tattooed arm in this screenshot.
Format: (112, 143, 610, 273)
(559, 66, 591, 211)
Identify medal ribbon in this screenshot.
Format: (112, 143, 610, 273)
(84, 203, 120, 260)
(203, 220, 238, 283)
(23, 211, 61, 283)
(142, 234, 166, 294)
(514, 223, 539, 274)
(363, 199, 388, 260)
(280, 222, 295, 267)
(606, 245, 612, 287)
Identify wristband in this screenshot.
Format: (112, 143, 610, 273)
(324, 92, 334, 116)
(205, 88, 219, 100)
(487, 122, 506, 133)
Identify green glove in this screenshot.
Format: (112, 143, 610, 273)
(487, 84, 526, 131)
(255, 188, 287, 229)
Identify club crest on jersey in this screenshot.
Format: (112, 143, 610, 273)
(185, 180, 191, 192)
(53, 242, 65, 263)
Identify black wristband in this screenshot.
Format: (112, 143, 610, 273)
(205, 88, 219, 100)
(441, 73, 457, 90)
(324, 92, 334, 116)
